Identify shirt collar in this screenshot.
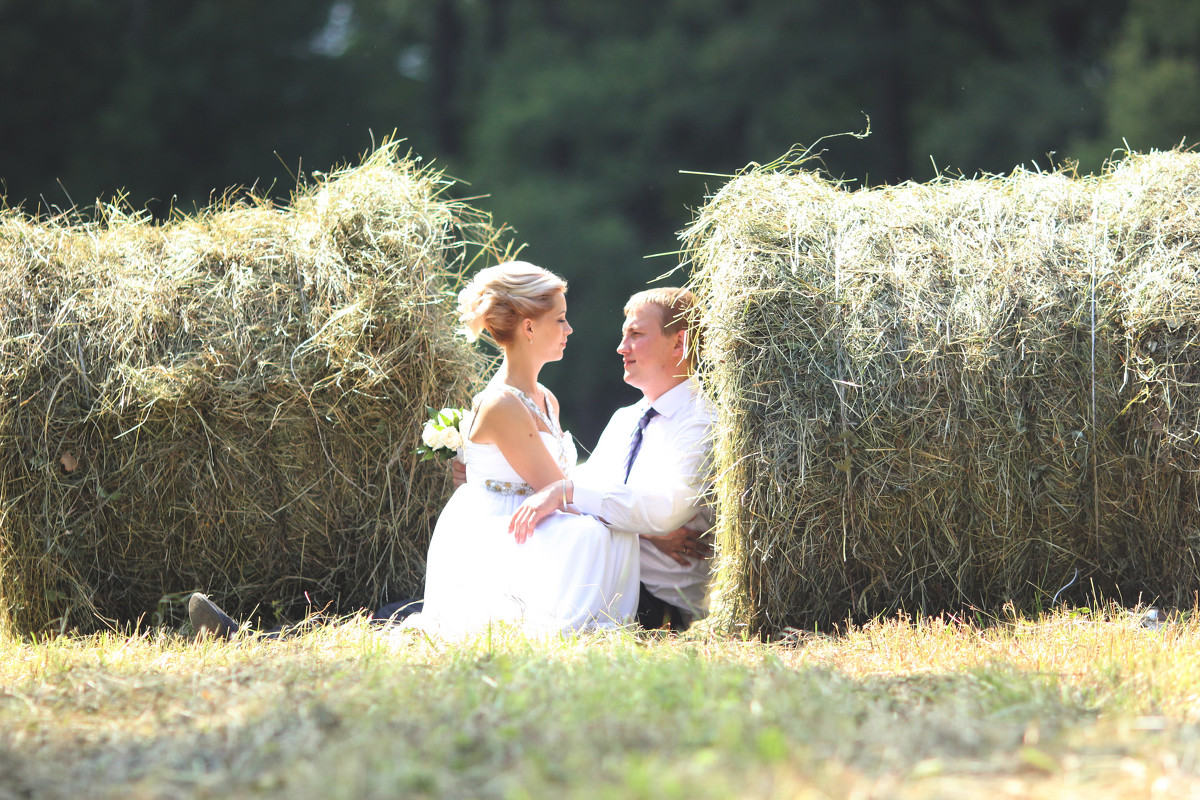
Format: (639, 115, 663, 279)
(644, 376, 698, 419)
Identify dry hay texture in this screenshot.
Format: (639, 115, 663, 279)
(0, 144, 493, 634)
(687, 150, 1200, 635)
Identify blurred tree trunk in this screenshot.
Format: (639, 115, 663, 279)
(484, 0, 511, 52)
(873, 0, 912, 182)
(430, 0, 464, 156)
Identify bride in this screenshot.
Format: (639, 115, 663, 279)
(405, 261, 641, 636)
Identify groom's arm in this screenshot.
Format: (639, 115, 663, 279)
(570, 414, 712, 536)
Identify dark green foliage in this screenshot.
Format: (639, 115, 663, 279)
(3, 0, 1163, 446)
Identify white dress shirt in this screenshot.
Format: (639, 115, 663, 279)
(571, 377, 715, 620)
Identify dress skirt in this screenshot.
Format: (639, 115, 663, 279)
(406, 480, 641, 638)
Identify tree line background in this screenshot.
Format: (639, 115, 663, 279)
(2, 0, 1198, 446)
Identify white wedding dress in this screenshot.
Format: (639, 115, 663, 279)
(405, 385, 640, 638)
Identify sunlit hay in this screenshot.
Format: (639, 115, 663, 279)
(686, 149, 1200, 636)
(0, 143, 499, 635)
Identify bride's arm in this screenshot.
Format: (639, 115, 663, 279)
(470, 391, 565, 494)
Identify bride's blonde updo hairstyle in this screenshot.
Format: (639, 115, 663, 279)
(457, 261, 567, 344)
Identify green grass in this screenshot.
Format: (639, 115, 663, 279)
(2, 608, 1199, 799)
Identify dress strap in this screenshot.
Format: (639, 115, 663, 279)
(495, 384, 561, 436)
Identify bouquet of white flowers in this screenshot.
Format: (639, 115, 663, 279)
(416, 407, 467, 461)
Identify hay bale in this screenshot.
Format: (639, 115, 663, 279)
(0, 144, 495, 634)
(686, 150, 1200, 635)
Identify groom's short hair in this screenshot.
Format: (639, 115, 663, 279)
(623, 287, 694, 335)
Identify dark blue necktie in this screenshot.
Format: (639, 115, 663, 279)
(623, 407, 659, 483)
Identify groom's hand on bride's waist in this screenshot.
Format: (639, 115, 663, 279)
(451, 457, 466, 488)
(643, 527, 712, 566)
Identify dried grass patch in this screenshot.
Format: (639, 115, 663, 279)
(687, 150, 1200, 635)
(0, 143, 500, 634)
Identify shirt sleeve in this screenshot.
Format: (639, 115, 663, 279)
(572, 414, 711, 536)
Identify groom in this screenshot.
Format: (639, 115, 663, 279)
(510, 286, 714, 629)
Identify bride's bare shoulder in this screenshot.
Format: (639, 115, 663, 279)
(469, 388, 533, 437)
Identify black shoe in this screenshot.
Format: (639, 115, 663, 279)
(189, 592, 239, 640)
(372, 598, 423, 625)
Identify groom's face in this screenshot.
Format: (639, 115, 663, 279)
(617, 305, 685, 400)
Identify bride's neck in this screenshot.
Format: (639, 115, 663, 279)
(494, 358, 541, 398)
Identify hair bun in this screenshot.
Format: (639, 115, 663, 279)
(455, 261, 567, 345)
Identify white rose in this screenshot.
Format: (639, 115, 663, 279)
(431, 425, 451, 450)
(442, 426, 463, 450)
(421, 421, 440, 448)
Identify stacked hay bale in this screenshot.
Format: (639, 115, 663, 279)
(0, 144, 494, 634)
(686, 150, 1200, 635)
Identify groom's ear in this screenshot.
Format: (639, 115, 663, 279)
(672, 329, 687, 358)
(673, 328, 696, 373)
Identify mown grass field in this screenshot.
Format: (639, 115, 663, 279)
(2, 607, 1198, 799)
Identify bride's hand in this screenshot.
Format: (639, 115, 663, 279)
(509, 480, 567, 544)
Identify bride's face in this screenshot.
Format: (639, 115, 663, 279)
(525, 292, 572, 362)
